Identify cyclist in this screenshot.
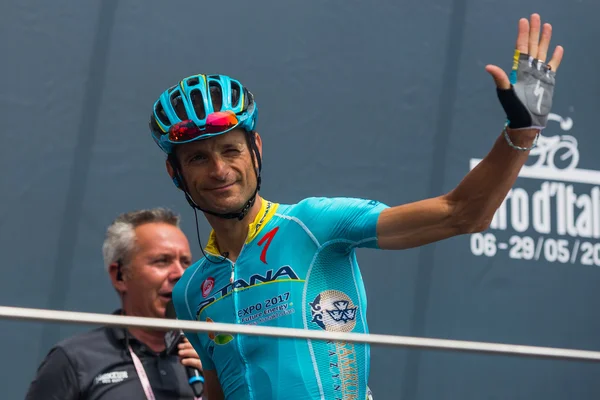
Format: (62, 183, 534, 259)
(149, 13, 563, 400)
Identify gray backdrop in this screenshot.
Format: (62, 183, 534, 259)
(1, 0, 599, 399)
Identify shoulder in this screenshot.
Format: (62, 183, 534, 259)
(276, 197, 336, 216)
(173, 258, 210, 318)
(55, 326, 111, 350)
(44, 326, 115, 370)
(54, 326, 114, 354)
(274, 196, 389, 246)
(176, 258, 209, 294)
(277, 196, 387, 218)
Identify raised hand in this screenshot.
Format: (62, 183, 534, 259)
(486, 14, 565, 134)
(486, 13, 564, 90)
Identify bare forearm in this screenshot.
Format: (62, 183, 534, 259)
(446, 127, 539, 232)
(377, 14, 563, 249)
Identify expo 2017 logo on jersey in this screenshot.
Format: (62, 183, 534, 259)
(309, 290, 358, 332)
(469, 111, 600, 268)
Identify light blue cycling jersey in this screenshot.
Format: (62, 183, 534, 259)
(172, 197, 388, 400)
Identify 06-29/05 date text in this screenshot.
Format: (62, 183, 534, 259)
(470, 233, 600, 266)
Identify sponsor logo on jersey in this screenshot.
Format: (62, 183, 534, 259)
(326, 340, 360, 400)
(253, 200, 273, 234)
(201, 277, 215, 298)
(311, 291, 361, 399)
(309, 290, 358, 332)
(257, 226, 279, 264)
(196, 265, 301, 315)
(205, 317, 234, 345)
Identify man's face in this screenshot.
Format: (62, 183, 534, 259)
(171, 129, 262, 214)
(121, 222, 192, 319)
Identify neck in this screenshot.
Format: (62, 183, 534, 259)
(205, 196, 263, 261)
(120, 305, 166, 352)
(127, 327, 167, 353)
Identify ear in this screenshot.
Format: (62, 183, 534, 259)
(253, 131, 263, 159)
(165, 158, 176, 179)
(108, 262, 127, 294)
(165, 157, 183, 190)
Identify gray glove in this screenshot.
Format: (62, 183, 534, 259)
(497, 50, 556, 130)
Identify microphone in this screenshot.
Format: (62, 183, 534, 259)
(165, 300, 204, 398)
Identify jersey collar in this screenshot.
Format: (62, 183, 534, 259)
(205, 198, 279, 256)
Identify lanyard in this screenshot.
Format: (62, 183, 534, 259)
(128, 345, 202, 400)
(129, 345, 157, 400)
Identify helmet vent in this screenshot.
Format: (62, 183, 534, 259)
(209, 81, 223, 112)
(190, 89, 206, 120)
(155, 103, 170, 126)
(186, 76, 200, 86)
(170, 90, 188, 120)
(242, 88, 252, 111)
(231, 82, 241, 108)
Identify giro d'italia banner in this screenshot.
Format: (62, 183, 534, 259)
(468, 111, 600, 267)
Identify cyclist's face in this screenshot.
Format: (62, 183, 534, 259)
(172, 129, 262, 214)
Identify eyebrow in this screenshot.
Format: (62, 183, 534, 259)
(221, 142, 244, 149)
(179, 147, 208, 162)
(147, 253, 172, 260)
(181, 255, 192, 264)
(146, 252, 190, 262)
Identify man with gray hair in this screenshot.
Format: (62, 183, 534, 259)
(25, 208, 204, 400)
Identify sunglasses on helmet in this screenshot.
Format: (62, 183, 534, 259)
(168, 111, 240, 143)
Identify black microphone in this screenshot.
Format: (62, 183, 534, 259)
(165, 300, 204, 398)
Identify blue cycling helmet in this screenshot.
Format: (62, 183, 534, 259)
(150, 73, 258, 155)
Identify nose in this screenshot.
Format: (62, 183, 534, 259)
(209, 156, 229, 181)
(168, 260, 185, 282)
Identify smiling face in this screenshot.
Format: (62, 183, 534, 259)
(168, 128, 262, 214)
(120, 222, 192, 319)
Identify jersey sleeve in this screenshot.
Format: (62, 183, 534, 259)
(24, 346, 80, 400)
(172, 267, 216, 371)
(297, 197, 389, 249)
